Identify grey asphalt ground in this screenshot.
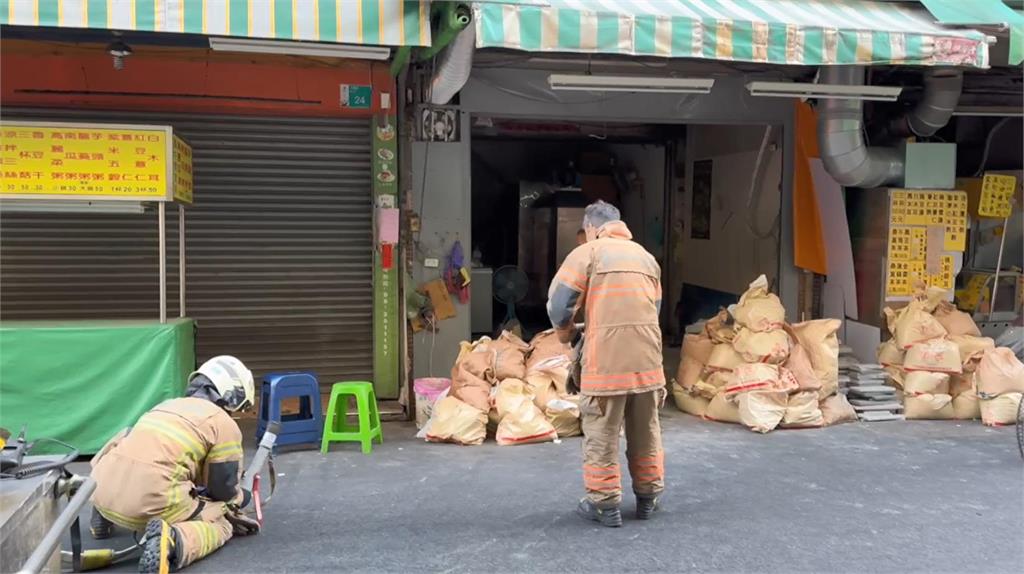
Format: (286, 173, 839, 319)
(70, 410, 1023, 574)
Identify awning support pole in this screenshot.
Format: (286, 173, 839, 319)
(179, 204, 186, 318)
(159, 202, 167, 324)
(988, 215, 1008, 320)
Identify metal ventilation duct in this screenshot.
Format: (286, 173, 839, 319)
(429, 27, 475, 105)
(817, 66, 963, 188)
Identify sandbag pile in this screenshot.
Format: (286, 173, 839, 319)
(421, 329, 582, 446)
(879, 285, 1020, 425)
(671, 275, 857, 433)
(974, 348, 1024, 426)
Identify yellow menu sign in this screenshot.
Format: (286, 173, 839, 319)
(173, 136, 194, 204)
(978, 173, 1016, 218)
(886, 189, 966, 297)
(1, 122, 192, 203)
(888, 190, 968, 251)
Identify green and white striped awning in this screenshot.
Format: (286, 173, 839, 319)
(474, 0, 992, 68)
(0, 0, 431, 47)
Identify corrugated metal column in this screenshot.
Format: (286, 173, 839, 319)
(1, 109, 374, 387)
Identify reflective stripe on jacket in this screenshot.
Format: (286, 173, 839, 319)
(547, 220, 664, 396)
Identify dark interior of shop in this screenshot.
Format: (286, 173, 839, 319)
(468, 119, 683, 339)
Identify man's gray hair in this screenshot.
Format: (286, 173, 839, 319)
(583, 200, 621, 229)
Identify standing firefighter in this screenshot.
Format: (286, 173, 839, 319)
(547, 201, 665, 527)
(89, 356, 261, 572)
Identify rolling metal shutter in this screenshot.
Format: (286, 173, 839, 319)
(1, 108, 373, 386)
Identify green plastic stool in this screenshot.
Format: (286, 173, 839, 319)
(321, 382, 383, 455)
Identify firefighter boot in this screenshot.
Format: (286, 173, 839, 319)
(636, 496, 659, 520)
(89, 507, 114, 540)
(576, 498, 623, 527)
(138, 519, 181, 574)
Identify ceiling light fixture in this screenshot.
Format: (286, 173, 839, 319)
(547, 74, 714, 94)
(208, 37, 391, 60)
(952, 106, 1024, 117)
(107, 34, 132, 71)
(746, 80, 902, 102)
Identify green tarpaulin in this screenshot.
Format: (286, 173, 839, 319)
(0, 319, 195, 455)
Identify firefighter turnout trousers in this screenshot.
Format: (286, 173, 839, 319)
(173, 501, 234, 568)
(581, 390, 665, 508)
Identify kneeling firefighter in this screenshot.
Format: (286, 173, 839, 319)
(89, 356, 261, 573)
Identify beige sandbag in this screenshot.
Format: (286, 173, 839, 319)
(903, 371, 950, 395)
(903, 339, 962, 374)
(820, 393, 858, 426)
(704, 310, 736, 343)
(676, 334, 714, 391)
(885, 301, 948, 349)
(952, 390, 981, 420)
(494, 379, 557, 446)
(789, 319, 841, 398)
(724, 363, 791, 397)
(737, 390, 788, 433)
(676, 354, 704, 392)
(979, 393, 1022, 426)
(450, 349, 496, 412)
(494, 379, 532, 416)
(524, 372, 559, 411)
(914, 283, 950, 313)
(545, 397, 582, 438)
(492, 330, 530, 380)
(780, 391, 824, 428)
(785, 344, 823, 392)
(693, 371, 729, 399)
(707, 343, 744, 372)
(526, 328, 572, 371)
(885, 366, 906, 390)
(425, 396, 488, 445)
(903, 393, 955, 420)
(682, 333, 715, 364)
(877, 339, 905, 367)
(732, 328, 791, 365)
(732, 275, 786, 332)
(704, 392, 741, 424)
(950, 335, 995, 372)
(975, 348, 1024, 398)
(933, 300, 981, 337)
(454, 337, 491, 367)
(948, 374, 974, 397)
(671, 383, 710, 417)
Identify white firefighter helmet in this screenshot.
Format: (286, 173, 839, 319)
(189, 355, 254, 412)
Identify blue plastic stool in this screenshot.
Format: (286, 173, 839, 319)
(257, 372, 323, 450)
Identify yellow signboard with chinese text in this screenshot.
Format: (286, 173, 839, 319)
(885, 189, 966, 298)
(172, 136, 194, 204)
(1, 122, 192, 204)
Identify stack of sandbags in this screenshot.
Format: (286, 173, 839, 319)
(879, 285, 1002, 422)
(671, 275, 855, 433)
(524, 328, 582, 438)
(974, 348, 1024, 426)
(787, 318, 856, 427)
(425, 328, 582, 446)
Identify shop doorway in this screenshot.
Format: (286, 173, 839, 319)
(468, 117, 783, 343)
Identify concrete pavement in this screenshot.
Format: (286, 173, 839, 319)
(71, 409, 1023, 573)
